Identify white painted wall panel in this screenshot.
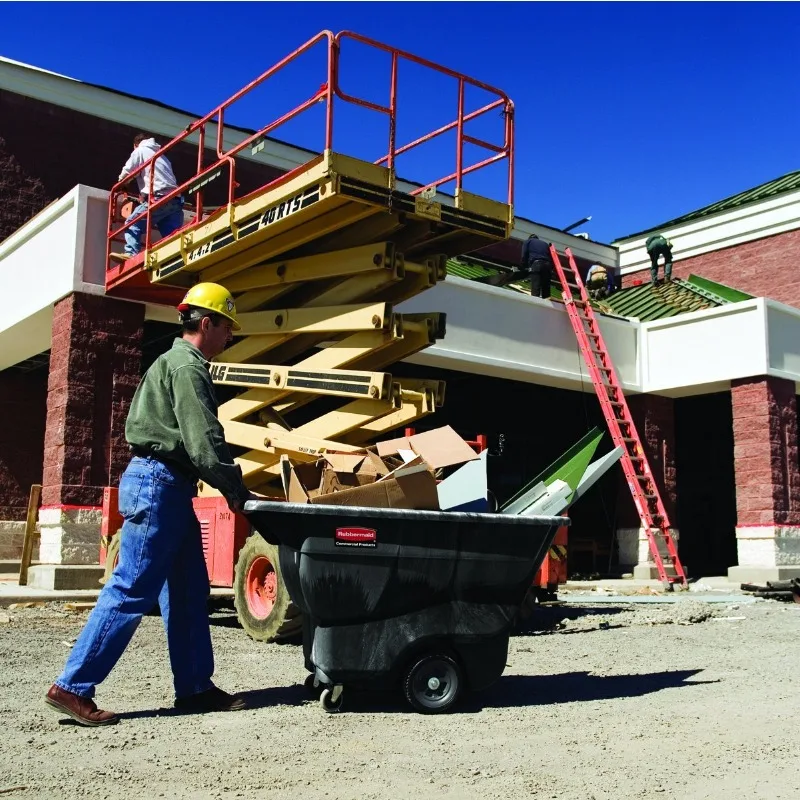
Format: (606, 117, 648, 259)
(641, 301, 768, 392)
(766, 301, 800, 385)
(0, 191, 78, 337)
(399, 277, 640, 391)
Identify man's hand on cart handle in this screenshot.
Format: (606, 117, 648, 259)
(229, 492, 260, 514)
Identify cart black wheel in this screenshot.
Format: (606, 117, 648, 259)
(234, 534, 292, 642)
(320, 687, 344, 713)
(304, 673, 322, 698)
(404, 653, 463, 713)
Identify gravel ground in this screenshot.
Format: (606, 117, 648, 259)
(1, 595, 799, 800)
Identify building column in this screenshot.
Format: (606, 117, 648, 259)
(728, 377, 800, 583)
(39, 292, 143, 567)
(0, 368, 48, 560)
(615, 394, 680, 578)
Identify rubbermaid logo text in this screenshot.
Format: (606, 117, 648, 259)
(335, 527, 377, 548)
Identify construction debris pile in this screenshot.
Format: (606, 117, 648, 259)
(281, 425, 486, 512)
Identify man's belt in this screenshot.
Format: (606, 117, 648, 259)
(130, 447, 198, 483)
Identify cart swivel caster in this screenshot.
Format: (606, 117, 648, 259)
(404, 653, 463, 713)
(304, 673, 322, 699)
(320, 684, 344, 713)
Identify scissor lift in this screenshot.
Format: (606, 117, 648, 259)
(105, 30, 514, 501)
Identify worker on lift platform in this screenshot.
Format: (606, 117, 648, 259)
(114, 133, 184, 259)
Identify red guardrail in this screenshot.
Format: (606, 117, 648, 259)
(106, 29, 514, 274)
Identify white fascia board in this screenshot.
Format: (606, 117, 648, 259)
(398, 275, 640, 392)
(0, 57, 312, 174)
(511, 217, 619, 267)
(616, 189, 800, 274)
(765, 298, 800, 387)
(639, 299, 771, 394)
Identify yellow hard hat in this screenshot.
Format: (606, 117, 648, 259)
(177, 282, 240, 331)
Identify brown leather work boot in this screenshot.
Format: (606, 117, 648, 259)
(174, 685, 246, 714)
(45, 684, 119, 727)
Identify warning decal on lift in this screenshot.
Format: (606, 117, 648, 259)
(335, 527, 377, 548)
(548, 545, 567, 561)
(156, 184, 322, 278)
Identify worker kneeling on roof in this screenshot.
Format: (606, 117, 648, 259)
(586, 263, 610, 300)
(46, 283, 256, 728)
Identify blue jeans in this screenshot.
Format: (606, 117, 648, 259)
(55, 456, 214, 700)
(124, 196, 184, 255)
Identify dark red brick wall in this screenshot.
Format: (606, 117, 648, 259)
(616, 394, 677, 528)
(731, 376, 800, 526)
(0, 135, 52, 242)
(0, 369, 48, 520)
(43, 293, 144, 507)
(0, 90, 285, 244)
(623, 228, 800, 308)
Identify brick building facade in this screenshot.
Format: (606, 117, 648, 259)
(3, 55, 800, 583)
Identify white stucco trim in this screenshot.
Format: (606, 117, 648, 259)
(5, 182, 800, 401)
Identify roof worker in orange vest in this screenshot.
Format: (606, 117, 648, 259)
(46, 283, 255, 727)
(645, 234, 674, 284)
(114, 132, 184, 259)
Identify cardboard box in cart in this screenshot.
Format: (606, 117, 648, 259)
(286, 453, 441, 510)
(282, 426, 489, 511)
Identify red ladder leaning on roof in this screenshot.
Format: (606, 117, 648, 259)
(549, 245, 688, 589)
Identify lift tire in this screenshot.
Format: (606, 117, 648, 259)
(233, 534, 293, 643)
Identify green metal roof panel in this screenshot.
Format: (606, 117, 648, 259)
(685, 274, 753, 303)
(597, 280, 721, 321)
(616, 170, 800, 241)
(448, 258, 749, 323)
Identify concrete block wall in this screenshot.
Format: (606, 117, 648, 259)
(43, 292, 143, 510)
(730, 376, 800, 580)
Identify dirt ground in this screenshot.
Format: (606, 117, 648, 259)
(1, 594, 799, 800)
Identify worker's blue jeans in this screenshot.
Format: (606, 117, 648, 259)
(55, 456, 214, 700)
(124, 197, 184, 255)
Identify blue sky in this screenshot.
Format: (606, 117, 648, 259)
(2, 2, 799, 243)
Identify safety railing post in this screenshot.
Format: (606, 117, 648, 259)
(456, 79, 464, 194)
(506, 101, 515, 207)
(388, 51, 398, 173)
(195, 124, 206, 223)
(326, 37, 336, 151)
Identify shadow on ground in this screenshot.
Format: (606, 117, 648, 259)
(318, 667, 715, 715)
(112, 684, 309, 721)
(93, 666, 715, 722)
